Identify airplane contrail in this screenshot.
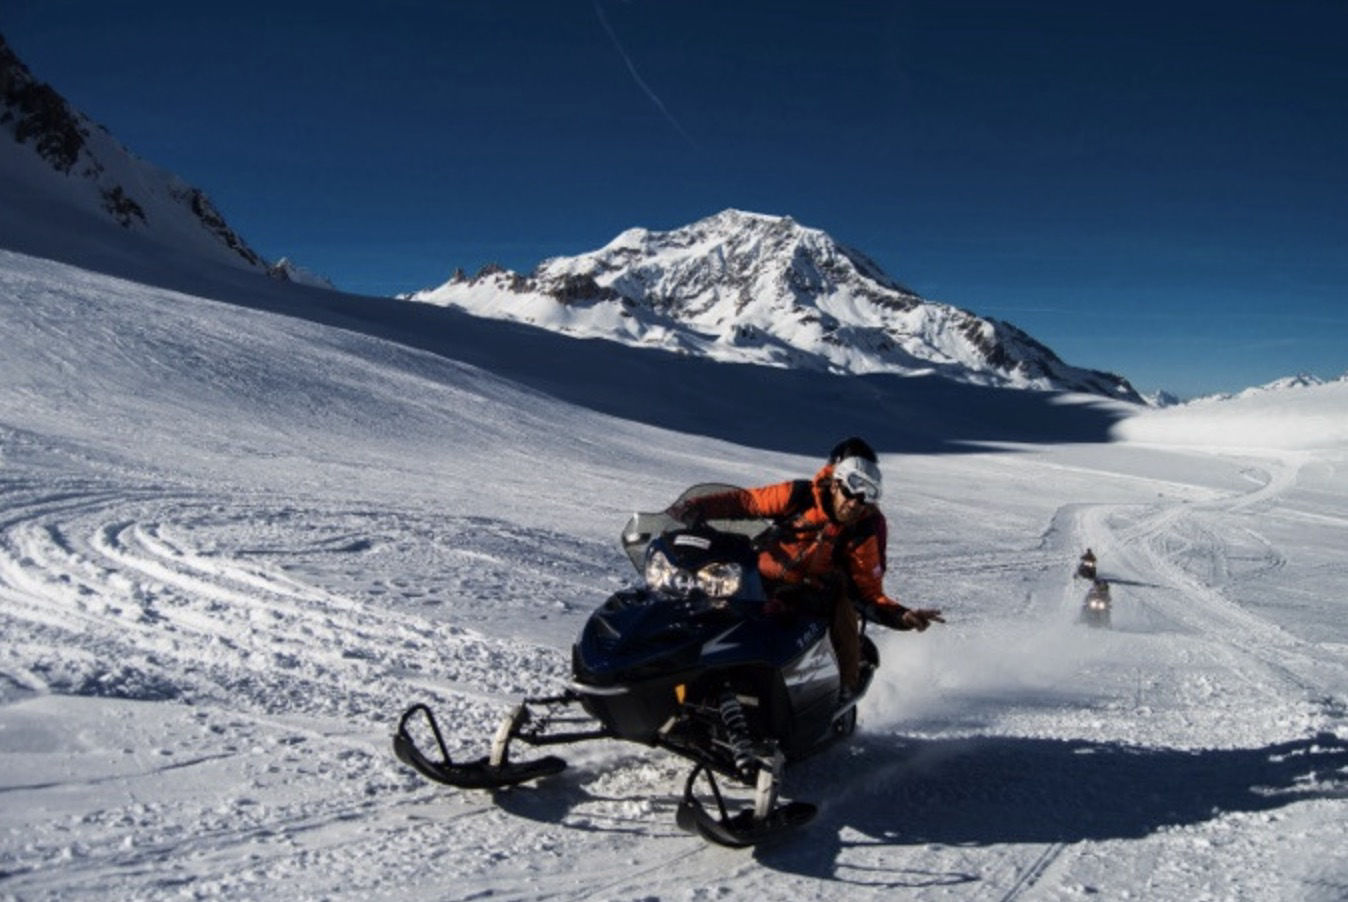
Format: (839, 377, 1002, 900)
(592, 0, 698, 149)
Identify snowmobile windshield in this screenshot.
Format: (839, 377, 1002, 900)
(620, 483, 772, 573)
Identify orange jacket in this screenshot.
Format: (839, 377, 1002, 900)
(689, 464, 902, 611)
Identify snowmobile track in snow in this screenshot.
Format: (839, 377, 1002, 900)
(994, 841, 1069, 902)
(0, 478, 571, 723)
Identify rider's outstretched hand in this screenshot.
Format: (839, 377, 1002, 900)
(871, 603, 945, 631)
(900, 607, 945, 631)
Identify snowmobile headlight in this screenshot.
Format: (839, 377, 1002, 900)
(696, 561, 742, 598)
(645, 549, 678, 591)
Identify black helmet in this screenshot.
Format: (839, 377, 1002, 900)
(828, 436, 877, 464)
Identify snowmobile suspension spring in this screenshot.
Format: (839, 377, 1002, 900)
(718, 690, 757, 778)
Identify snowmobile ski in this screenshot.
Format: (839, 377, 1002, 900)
(394, 703, 566, 789)
(674, 760, 817, 847)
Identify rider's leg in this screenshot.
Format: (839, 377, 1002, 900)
(829, 593, 861, 693)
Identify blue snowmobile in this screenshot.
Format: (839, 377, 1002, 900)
(393, 485, 884, 847)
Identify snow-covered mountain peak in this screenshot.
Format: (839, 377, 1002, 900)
(1241, 373, 1326, 396)
(529, 209, 917, 319)
(1143, 389, 1185, 409)
(553, 208, 911, 296)
(410, 209, 1141, 401)
(1183, 373, 1337, 405)
(266, 257, 335, 289)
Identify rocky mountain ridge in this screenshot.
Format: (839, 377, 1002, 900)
(0, 33, 266, 273)
(411, 210, 1143, 401)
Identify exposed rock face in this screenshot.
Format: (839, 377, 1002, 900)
(266, 257, 335, 289)
(0, 41, 87, 175)
(1, 32, 263, 270)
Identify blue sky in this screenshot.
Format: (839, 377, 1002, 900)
(5, 0, 1346, 398)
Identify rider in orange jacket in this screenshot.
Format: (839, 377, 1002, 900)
(669, 439, 943, 693)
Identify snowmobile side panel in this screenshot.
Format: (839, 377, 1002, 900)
(572, 675, 687, 743)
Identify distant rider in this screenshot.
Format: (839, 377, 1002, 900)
(667, 437, 944, 697)
(1076, 548, 1098, 580)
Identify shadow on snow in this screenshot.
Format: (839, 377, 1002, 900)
(757, 730, 1348, 885)
(468, 729, 1344, 888)
(290, 288, 1134, 456)
(6, 243, 1133, 456)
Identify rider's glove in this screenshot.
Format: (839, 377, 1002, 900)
(869, 603, 945, 632)
(869, 603, 910, 630)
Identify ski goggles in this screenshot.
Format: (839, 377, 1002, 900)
(835, 476, 877, 504)
(830, 461, 884, 504)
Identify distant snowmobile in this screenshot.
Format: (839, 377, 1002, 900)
(1080, 578, 1112, 628)
(1075, 548, 1098, 581)
(392, 484, 900, 847)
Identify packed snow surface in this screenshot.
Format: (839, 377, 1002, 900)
(1, 248, 1345, 900)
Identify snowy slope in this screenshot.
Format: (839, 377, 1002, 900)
(410, 210, 1142, 402)
(1118, 380, 1348, 450)
(1, 246, 1345, 900)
